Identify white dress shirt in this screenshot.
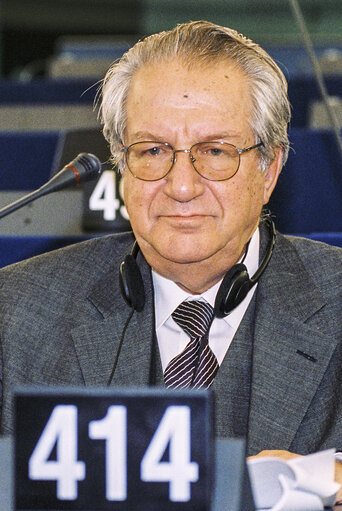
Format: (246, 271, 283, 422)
(152, 228, 260, 370)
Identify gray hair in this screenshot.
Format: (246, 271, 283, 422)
(99, 20, 291, 172)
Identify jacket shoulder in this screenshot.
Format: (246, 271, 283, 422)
(283, 233, 342, 267)
(0, 232, 134, 295)
(278, 233, 342, 295)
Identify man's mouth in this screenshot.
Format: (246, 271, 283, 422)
(160, 214, 209, 226)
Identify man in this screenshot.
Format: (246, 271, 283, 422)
(1, 21, 342, 472)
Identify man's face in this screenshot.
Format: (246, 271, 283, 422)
(122, 58, 281, 289)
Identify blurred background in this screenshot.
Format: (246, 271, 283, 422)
(2, 0, 342, 78)
(0, 0, 342, 266)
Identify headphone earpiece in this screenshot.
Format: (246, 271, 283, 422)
(119, 243, 145, 312)
(214, 263, 253, 318)
(214, 217, 276, 317)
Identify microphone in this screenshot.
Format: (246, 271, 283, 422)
(0, 153, 102, 219)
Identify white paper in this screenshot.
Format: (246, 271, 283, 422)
(247, 449, 340, 511)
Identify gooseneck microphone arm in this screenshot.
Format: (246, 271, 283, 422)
(288, 0, 342, 164)
(0, 152, 102, 220)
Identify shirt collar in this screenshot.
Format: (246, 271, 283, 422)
(152, 228, 260, 330)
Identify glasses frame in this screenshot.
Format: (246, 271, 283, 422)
(121, 140, 264, 182)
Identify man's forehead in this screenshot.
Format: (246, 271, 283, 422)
(126, 60, 248, 113)
(129, 57, 245, 90)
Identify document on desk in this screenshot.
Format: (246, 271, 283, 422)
(247, 449, 339, 511)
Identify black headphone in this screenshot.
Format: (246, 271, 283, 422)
(119, 217, 276, 317)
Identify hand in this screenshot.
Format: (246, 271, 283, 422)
(248, 450, 342, 505)
(335, 461, 342, 504)
(248, 449, 300, 462)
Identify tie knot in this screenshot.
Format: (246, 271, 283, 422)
(172, 300, 214, 339)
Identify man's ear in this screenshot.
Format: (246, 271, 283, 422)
(263, 148, 283, 205)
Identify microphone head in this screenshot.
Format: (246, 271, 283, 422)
(63, 152, 102, 184)
(40, 152, 102, 195)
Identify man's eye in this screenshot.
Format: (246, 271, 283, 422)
(208, 148, 223, 156)
(198, 144, 225, 157)
(146, 146, 162, 156)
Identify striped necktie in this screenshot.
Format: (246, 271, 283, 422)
(164, 300, 219, 389)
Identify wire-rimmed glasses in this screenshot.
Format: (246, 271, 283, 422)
(121, 140, 264, 181)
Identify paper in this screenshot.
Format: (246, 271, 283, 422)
(247, 449, 340, 510)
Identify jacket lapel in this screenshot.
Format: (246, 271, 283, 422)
(248, 229, 338, 454)
(71, 250, 155, 387)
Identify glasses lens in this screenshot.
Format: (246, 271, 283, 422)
(191, 142, 240, 180)
(126, 142, 173, 181)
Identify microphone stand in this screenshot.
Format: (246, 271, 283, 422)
(0, 187, 55, 220)
(288, 0, 342, 165)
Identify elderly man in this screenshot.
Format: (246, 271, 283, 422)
(1, 21, 342, 482)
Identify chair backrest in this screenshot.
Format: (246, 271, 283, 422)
(0, 235, 91, 268)
(0, 132, 59, 190)
(269, 128, 342, 233)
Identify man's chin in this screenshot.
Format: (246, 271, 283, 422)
(153, 245, 215, 266)
(136, 231, 222, 267)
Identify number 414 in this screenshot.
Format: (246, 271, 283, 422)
(28, 405, 199, 503)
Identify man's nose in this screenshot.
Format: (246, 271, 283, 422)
(163, 150, 205, 201)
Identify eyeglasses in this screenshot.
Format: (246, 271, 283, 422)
(121, 140, 264, 182)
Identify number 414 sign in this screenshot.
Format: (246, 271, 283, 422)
(14, 388, 214, 511)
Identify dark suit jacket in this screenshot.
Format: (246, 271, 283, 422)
(1, 225, 342, 456)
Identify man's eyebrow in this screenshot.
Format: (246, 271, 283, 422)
(129, 131, 160, 141)
(129, 131, 242, 142)
(201, 132, 241, 141)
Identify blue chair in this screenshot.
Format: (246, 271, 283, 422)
(0, 235, 91, 268)
(269, 128, 342, 234)
(0, 132, 59, 190)
(300, 232, 342, 247)
(0, 78, 96, 105)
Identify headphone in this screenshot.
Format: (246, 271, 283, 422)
(119, 217, 276, 317)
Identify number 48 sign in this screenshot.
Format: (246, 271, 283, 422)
(14, 388, 214, 511)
